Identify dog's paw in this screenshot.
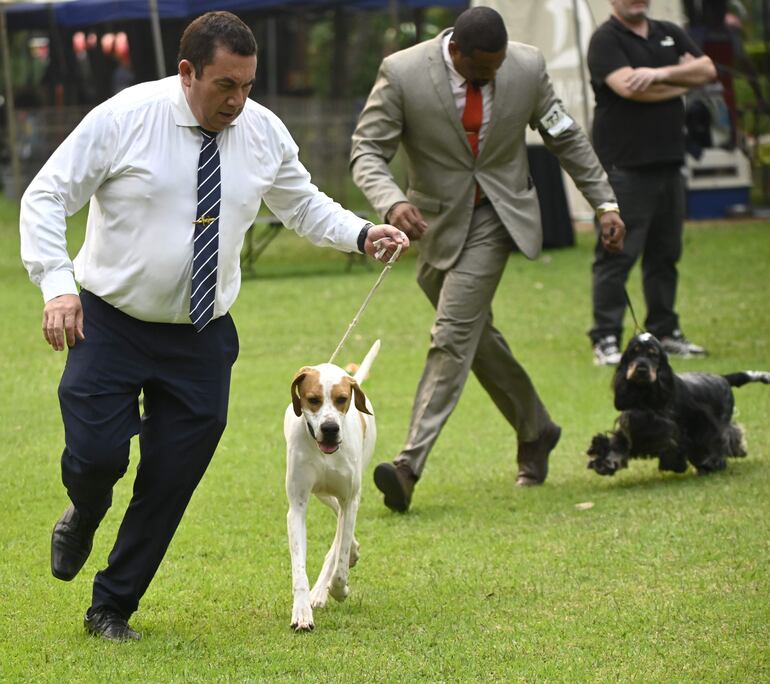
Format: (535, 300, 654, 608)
(587, 434, 627, 475)
(309, 584, 329, 610)
(603, 451, 628, 475)
(587, 434, 616, 475)
(693, 456, 726, 475)
(290, 598, 314, 632)
(587, 433, 611, 458)
(329, 576, 350, 602)
(349, 539, 360, 568)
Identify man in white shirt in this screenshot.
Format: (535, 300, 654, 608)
(20, 11, 407, 642)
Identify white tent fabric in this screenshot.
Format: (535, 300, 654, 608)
(474, 0, 686, 218)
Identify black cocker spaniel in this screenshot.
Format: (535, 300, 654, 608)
(587, 332, 769, 476)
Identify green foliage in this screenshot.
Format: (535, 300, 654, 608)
(306, 8, 460, 98)
(1, 201, 769, 681)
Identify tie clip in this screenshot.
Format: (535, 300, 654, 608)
(193, 216, 217, 225)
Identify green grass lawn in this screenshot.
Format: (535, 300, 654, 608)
(1, 199, 768, 682)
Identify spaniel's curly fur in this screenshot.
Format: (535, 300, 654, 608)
(587, 333, 769, 476)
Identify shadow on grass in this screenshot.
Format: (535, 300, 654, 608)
(369, 456, 764, 525)
(588, 457, 760, 493)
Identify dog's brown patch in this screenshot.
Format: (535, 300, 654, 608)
(291, 368, 323, 416)
(331, 377, 354, 415)
(627, 361, 657, 383)
(626, 361, 637, 381)
(332, 376, 372, 416)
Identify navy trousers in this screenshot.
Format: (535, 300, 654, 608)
(58, 290, 239, 618)
(590, 165, 685, 345)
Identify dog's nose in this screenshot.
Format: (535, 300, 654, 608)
(320, 421, 339, 439)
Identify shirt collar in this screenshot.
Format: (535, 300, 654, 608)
(608, 14, 660, 40)
(168, 74, 240, 129)
(442, 31, 466, 91)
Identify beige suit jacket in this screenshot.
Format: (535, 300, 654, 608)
(350, 31, 615, 269)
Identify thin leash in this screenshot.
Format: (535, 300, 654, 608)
(624, 286, 644, 335)
(328, 240, 403, 365)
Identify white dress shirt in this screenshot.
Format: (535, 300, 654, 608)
(20, 76, 367, 323)
(441, 32, 493, 147)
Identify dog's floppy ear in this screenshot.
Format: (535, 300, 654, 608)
(290, 368, 312, 417)
(350, 379, 371, 415)
(613, 360, 633, 411)
(655, 345, 676, 402)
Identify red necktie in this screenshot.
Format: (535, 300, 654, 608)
(462, 82, 482, 156)
(462, 82, 483, 204)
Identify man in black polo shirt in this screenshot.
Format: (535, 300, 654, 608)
(587, 0, 716, 365)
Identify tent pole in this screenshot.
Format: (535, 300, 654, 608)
(571, 0, 591, 132)
(0, 8, 21, 200)
(148, 0, 165, 78)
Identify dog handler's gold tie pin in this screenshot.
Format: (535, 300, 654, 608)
(193, 215, 217, 225)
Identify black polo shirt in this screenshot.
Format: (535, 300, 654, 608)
(588, 16, 703, 170)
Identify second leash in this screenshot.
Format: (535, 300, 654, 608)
(328, 240, 403, 365)
(624, 286, 644, 335)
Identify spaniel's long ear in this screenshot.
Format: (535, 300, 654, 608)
(656, 347, 676, 402)
(613, 362, 634, 411)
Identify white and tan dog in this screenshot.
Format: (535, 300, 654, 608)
(284, 340, 379, 631)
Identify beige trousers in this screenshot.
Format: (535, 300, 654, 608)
(396, 204, 550, 478)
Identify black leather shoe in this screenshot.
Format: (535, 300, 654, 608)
(84, 606, 141, 642)
(51, 504, 99, 581)
(373, 462, 416, 513)
(516, 421, 562, 486)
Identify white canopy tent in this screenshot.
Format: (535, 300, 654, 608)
(474, 0, 686, 218)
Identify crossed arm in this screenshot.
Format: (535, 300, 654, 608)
(605, 53, 716, 102)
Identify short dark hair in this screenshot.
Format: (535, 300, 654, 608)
(452, 7, 508, 55)
(178, 11, 257, 76)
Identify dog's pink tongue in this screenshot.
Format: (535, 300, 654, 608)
(319, 443, 339, 454)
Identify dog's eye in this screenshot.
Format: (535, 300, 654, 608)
(335, 396, 349, 406)
(307, 396, 322, 406)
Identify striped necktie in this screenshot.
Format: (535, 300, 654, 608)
(190, 128, 220, 332)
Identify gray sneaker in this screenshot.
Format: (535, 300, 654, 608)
(593, 335, 621, 366)
(660, 329, 707, 357)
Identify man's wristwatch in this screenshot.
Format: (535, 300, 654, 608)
(596, 202, 620, 219)
(357, 222, 374, 254)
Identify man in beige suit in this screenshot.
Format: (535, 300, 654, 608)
(351, 7, 625, 512)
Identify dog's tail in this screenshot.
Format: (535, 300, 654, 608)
(353, 339, 381, 386)
(723, 371, 770, 388)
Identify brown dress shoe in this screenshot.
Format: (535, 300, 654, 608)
(373, 462, 416, 513)
(516, 421, 562, 486)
